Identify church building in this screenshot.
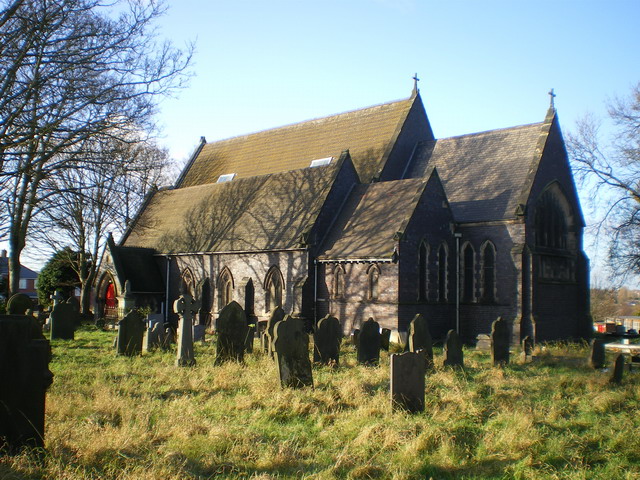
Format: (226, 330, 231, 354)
(96, 86, 591, 344)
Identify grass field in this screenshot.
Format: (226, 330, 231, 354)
(2, 325, 640, 479)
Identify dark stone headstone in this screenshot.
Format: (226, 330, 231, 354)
(357, 318, 381, 366)
(49, 302, 78, 340)
(589, 338, 606, 369)
(66, 297, 81, 325)
(609, 354, 625, 384)
(193, 324, 206, 342)
(313, 315, 341, 366)
(352, 329, 360, 347)
(0, 315, 53, 452)
(491, 317, 510, 366)
(262, 307, 285, 356)
(144, 321, 165, 352)
(443, 329, 464, 368)
(245, 314, 258, 353)
(390, 351, 425, 413)
(215, 301, 248, 364)
(6, 293, 33, 315)
(380, 328, 392, 352)
(116, 310, 145, 356)
(174, 294, 201, 367)
(408, 314, 433, 369)
(519, 335, 534, 363)
(273, 315, 313, 388)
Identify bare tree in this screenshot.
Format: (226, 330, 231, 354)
(0, 0, 192, 295)
(568, 82, 640, 281)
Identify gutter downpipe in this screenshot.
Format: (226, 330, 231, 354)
(165, 255, 171, 324)
(454, 232, 462, 334)
(314, 258, 318, 325)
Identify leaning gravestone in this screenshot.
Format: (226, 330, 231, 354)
(589, 338, 606, 369)
(443, 329, 464, 368)
(49, 301, 79, 340)
(357, 318, 381, 366)
(390, 351, 426, 413)
(408, 314, 434, 369)
(262, 306, 285, 356)
(116, 310, 145, 356)
(380, 328, 392, 352)
(215, 301, 248, 364)
(0, 315, 54, 452)
(273, 315, 313, 388)
(491, 317, 510, 366)
(609, 353, 625, 384)
(6, 293, 33, 315)
(174, 293, 201, 366)
(313, 314, 341, 365)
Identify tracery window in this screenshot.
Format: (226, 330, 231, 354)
(462, 243, 475, 302)
(438, 243, 448, 302)
(481, 242, 496, 302)
(333, 265, 345, 299)
(265, 266, 284, 312)
(217, 267, 234, 309)
(367, 264, 380, 301)
(181, 267, 194, 296)
(418, 242, 429, 301)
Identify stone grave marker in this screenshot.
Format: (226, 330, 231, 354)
(357, 318, 381, 366)
(144, 321, 165, 352)
(380, 328, 392, 352)
(273, 315, 313, 388)
(351, 329, 360, 346)
(67, 297, 82, 325)
(116, 310, 145, 356)
(475, 334, 491, 352)
(49, 301, 79, 340)
(0, 314, 53, 452)
(193, 324, 206, 342)
(262, 306, 285, 356)
(443, 329, 464, 368)
(519, 335, 534, 363)
(313, 314, 341, 366)
(491, 317, 510, 366)
(162, 325, 176, 351)
(50, 290, 65, 307)
(589, 338, 606, 369)
(6, 293, 33, 315)
(215, 301, 248, 364)
(174, 293, 201, 366)
(390, 351, 425, 413)
(609, 353, 625, 384)
(408, 313, 434, 369)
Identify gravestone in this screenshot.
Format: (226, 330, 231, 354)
(6, 293, 33, 315)
(174, 293, 201, 366)
(443, 329, 464, 368)
(609, 354, 625, 384)
(589, 338, 606, 369)
(116, 310, 145, 356)
(380, 328, 392, 352)
(313, 314, 341, 365)
(193, 324, 206, 342)
(390, 351, 425, 413)
(519, 335, 534, 363)
(407, 314, 434, 369)
(351, 329, 360, 346)
(262, 307, 285, 356)
(0, 315, 53, 452)
(357, 318, 381, 366)
(49, 302, 79, 340)
(215, 301, 248, 364)
(67, 297, 82, 325)
(273, 315, 313, 388)
(50, 290, 65, 307)
(475, 334, 491, 352)
(244, 323, 256, 353)
(162, 325, 176, 351)
(144, 321, 165, 352)
(490, 317, 510, 366)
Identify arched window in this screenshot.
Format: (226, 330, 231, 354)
(462, 243, 475, 302)
(333, 265, 345, 299)
(438, 243, 448, 302)
(418, 242, 429, 301)
(535, 188, 569, 250)
(217, 267, 234, 310)
(367, 264, 380, 301)
(481, 242, 496, 302)
(265, 266, 284, 312)
(181, 267, 194, 296)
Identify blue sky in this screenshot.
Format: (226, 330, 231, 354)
(10, 0, 640, 283)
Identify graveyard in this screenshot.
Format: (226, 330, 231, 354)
(2, 321, 640, 480)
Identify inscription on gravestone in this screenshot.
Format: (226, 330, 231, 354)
(273, 316, 313, 388)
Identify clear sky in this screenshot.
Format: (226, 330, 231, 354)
(8, 0, 640, 284)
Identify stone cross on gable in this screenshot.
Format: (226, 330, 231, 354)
(412, 73, 420, 93)
(548, 88, 556, 108)
(173, 293, 201, 320)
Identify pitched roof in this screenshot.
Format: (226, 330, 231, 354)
(177, 96, 416, 187)
(124, 158, 346, 253)
(319, 177, 428, 260)
(407, 120, 549, 223)
(109, 244, 164, 294)
(0, 257, 38, 279)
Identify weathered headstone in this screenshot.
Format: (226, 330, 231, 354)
(519, 335, 534, 363)
(174, 293, 201, 366)
(215, 301, 248, 364)
(407, 314, 434, 369)
(0, 315, 53, 452)
(380, 328, 392, 352)
(273, 315, 313, 388)
(244, 322, 256, 353)
(193, 324, 206, 342)
(609, 353, 625, 384)
(6, 293, 33, 315)
(357, 318, 381, 366)
(589, 338, 606, 369)
(144, 321, 165, 352)
(262, 306, 285, 356)
(443, 329, 464, 368)
(490, 317, 510, 366)
(475, 334, 491, 352)
(162, 325, 176, 351)
(352, 329, 360, 346)
(390, 351, 425, 412)
(49, 302, 78, 340)
(313, 314, 341, 366)
(116, 310, 145, 356)
(67, 297, 82, 325)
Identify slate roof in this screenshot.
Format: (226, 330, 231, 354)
(124, 158, 345, 253)
(319, 177, 428, 260)
(407, 119, 549, 223)
(0, 257, 38, 279)
(109, 245, 164, 294)
(177, 96, 416, 187)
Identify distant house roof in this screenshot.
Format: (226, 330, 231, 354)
(176, 95, 416, 186)
(0, 257, 38, 279)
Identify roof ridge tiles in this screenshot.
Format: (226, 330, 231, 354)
(434, 121, 545, 142)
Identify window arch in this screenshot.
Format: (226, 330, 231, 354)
(264, 266, 284, 312)
(367, 264, 380, 301)
(418, 242, 429, 301)
(534, 183, 575, 251)
(332, 265, 345, 299)
(181, 267, 195, 296)
(217, 267, 234, 310)
(461, 243, 475, 302)
(481, 241, 497, 302)
(438, 243, 448, 302)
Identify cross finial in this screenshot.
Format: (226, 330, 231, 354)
(173, 293, 201, 320)
(548, 88, 556, 108)
(412, 73, 420, 94)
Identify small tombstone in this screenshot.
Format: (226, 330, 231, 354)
(351, 329, 360, 347)
(66, 297, 82, 325)
(245, 314, 258, 353)
(116, 310, 145, 356)
(215, 301, 248, 364)
(491, 317, 510, 366)
(589, 338, 606, 369)
(49, 302, 79, 340)
(193, 324, 206, 342)
(162, 324, 176, 350)
(519, 335, 534, 363)
(609, 354, 625, 384)
(390, 351, 425, 413)
(475, 334, 491, 352)
(443, 329, 464, 368)
(273, 316, 313, 388)
(6, 293, 33, 315)
(408, 314, 434, 369)
(144, 321, 165, 352)
(313, 315, 341, 365)
(380, 328, 392, 352)
(357, 318, 381, 366)
(174, 293, 201, 367)
(0, 315, 54, 452)
(262, 307, 285, 356)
